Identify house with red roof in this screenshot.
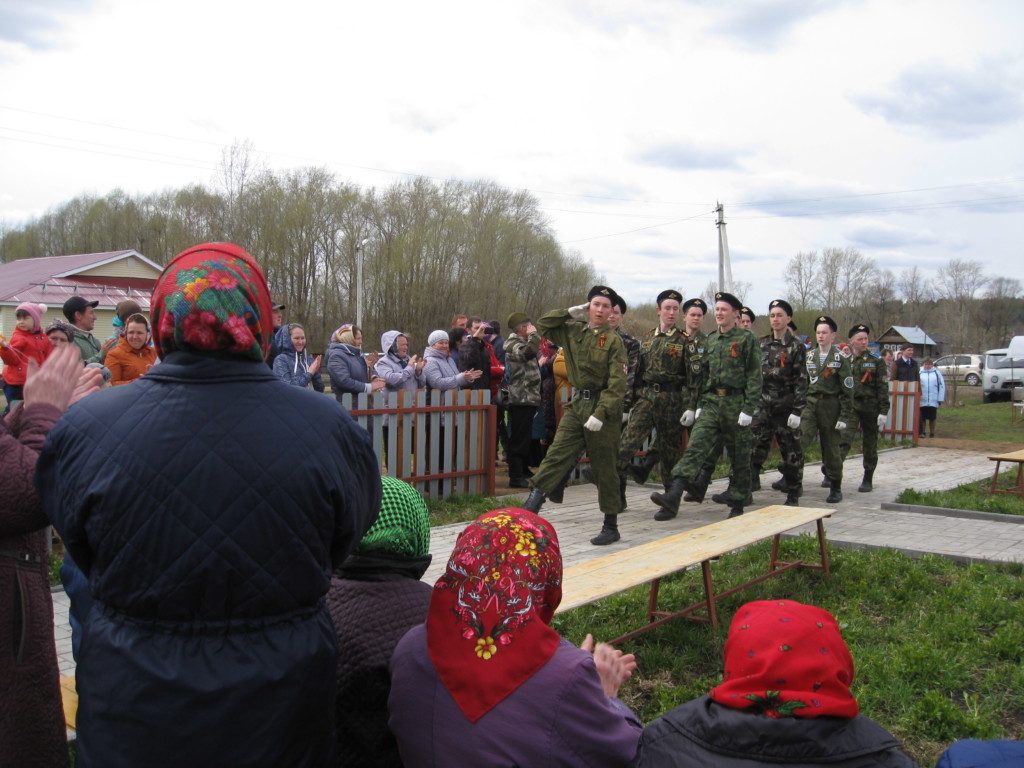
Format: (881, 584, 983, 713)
(0, 250, 162, 341)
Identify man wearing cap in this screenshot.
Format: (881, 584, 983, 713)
(617, 290, 695, 501)
(803, 315, 856, 503)
(63, 296, 115, 365)
(522, 286, 627, 546)
(607, 294, 641, 418)
(504, 313, 547, 489)
(750, 300, 808, 506)
(267, 302, 288, 369)
(651, 292, 761, 520)
(839, 324, 890, 492)
(739, 307, 755, 331)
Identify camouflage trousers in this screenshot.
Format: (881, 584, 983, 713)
(531, 395, 623, 514)
(801, 394, 843, 483)
(839, 401, 883, 473)
(617, 390, 684, 486)
(751, 408, 804, 485)
(671, 395, 752, 500)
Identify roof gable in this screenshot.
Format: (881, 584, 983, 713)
(0, 250, 161, 307)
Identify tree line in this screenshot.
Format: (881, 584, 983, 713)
(0, 159, 599, 350)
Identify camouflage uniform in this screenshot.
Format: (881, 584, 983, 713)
(617, 327, 697, 485)
(670, 326, 762, 502)
(530, 308, 627, 514)
(751, 330, 809, 487)
(839, 349, 890, 472)
(505, 330, 542, 482)
(617, 327, 641, 414)
(802, 345, 855, 483)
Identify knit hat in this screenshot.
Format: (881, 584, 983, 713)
(150, 242, 272, 362)
(356, 477, 431, 557)
(44, 319, 75, 343)
(428, 329, 449, 346)
(85, 362, 112, 383)
(16, 302, 46, 330)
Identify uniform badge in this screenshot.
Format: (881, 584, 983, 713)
(598, 333, 606, 348)
(844, 376, 855, 389)
(730, 342, 739, 358)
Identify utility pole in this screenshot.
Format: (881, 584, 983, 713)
(716, 202, 732, 293)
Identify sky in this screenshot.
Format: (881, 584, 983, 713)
(0, 0, 1022, 313)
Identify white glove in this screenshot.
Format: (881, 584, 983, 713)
(679, 409, 695, 427)
(621, 412, 630, 424)
(737, 412, 753, 427)
(584, 415, 603, 431)
(835, 421, 847, 431)
(787, 413, 801, 430)
(568, 303, 590, 321)
(877, 414, 887, 428)
(694, 408, 702, 421)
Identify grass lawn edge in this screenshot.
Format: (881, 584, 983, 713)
(881, 501, 1024, 525)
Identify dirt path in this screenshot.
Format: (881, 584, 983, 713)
(924, 437, 1023, 454)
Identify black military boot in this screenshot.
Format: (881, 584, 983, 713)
(858, 470, 874, 493)
(820, 471, 831, 488)
(522, 488, 546, 513)
(651, 477, 686, 521)
(771, 477, 789, 492)
(784, 486, 801, 506)
(727, 504, 745, 519)
(750, 464, 762, 492)
(620, 477, 628, 510)
(629, 452, 658, 485)
(710, 484, 733, 505)
(713, 489, 753, 506)
(548, 472, 571, 504)
(826, 480, 843, 504)
(590, 514, 620, 546)
(684, 468, 711, 503)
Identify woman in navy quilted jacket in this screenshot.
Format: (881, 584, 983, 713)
(37, 243, 381, 768)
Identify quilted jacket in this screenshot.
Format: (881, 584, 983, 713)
(37, 351, 382, 768)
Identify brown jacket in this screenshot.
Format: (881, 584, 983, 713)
(105, 336, 158, 385)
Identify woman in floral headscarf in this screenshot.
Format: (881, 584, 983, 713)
(632, 600, 915, 767)
(388, 508, 641, 767)
(37, 242, 381, 768)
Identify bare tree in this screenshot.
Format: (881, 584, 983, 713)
(934, 258, 986, 349)
(977, 276, 1023, 348)
(784, 250, 819, 311)
(896, 266, 936, 328)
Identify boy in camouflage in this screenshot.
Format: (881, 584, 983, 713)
(839, 324, 890, 492)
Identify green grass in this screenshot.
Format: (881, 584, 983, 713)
(896, 476, 1024, 516)
(425, 493, 512, 527)
(939, 384, 1024, 443)
(550, 537, 1024, 767)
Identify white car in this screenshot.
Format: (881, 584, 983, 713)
(983, 349, 1024, 403)
(932, 354, 983, 387)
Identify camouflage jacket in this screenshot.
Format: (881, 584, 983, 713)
(504, 331, 542, 407)
(757, 330, 809, 417)
(848, 349, 890, 415)
(697, 325, 762, 415)
(634, 326, 701, 411)
(805, 344, 856, 424)
(616, 327, 641, 413)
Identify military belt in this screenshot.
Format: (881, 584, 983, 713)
(712, 387, 744, 397)
(644, 381, 682, 393)
(575, 388, 603, 400)
(812, 392, 837, 399)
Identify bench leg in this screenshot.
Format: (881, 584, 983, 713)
(817, 519, 831, 576)
(647, 578, 661, 623)
(990, 460, 1002, 495)
(701, 560, 718, 629)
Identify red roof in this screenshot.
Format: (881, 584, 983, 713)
(0, 250, 161, 309)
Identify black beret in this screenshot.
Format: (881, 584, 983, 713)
(769, 299, 794, 317)
(587, 285, 614, 302)
(815, 315, 838, 332)
(682, 298, 707, 313)
(788, 320, 798, 332)
(740, 307, 756, 321)
(612, 293, 627, 313)
(714, 292, 743, 310)
(848, 323, 870, 338)
(656, 289, 683, 306)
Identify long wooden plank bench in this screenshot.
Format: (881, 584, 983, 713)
(556, 504, 832, 644)
(988, 449, 1024, 497)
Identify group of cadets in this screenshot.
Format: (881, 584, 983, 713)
(522, 284, 889, 546)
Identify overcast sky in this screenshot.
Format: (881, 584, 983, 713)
(0, 0, 1021, 313)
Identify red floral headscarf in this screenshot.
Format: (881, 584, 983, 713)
(426, 509, 562, 723)
(709, 600, 858, 719)
(150, 242, 272, 362)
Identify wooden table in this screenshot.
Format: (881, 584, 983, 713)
(557, 504, 832, 643)
(988, 449, 1024, 497)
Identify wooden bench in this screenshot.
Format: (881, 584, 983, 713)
(988, 449, 1024, 497)
(556, 504, 832, 644)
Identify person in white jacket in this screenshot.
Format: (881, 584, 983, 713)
(919, 358, 946, 438)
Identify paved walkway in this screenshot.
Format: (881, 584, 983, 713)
(52, 444, 1023, 679)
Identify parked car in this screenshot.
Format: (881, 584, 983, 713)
(933, 354, 983, 386)
(983, 348, 1024, 403)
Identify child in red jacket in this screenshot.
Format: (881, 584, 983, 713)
(1, 302, 52, 413)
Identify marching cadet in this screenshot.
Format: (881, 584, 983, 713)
(839, 324, 890, 492)
(750, 300, 808, 506)
(608, 294, 641, 417)
(651, 292, 761, 521)
(523, 286, 627, 545)
(802, 316, 855, 503)
(617, 290, 695, 503)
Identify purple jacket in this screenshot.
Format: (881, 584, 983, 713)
(389, 628, 641, 767)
